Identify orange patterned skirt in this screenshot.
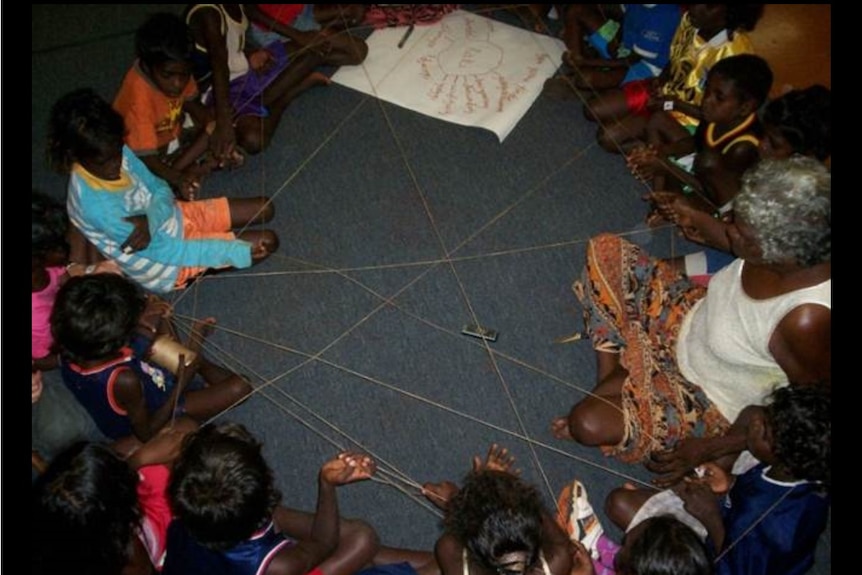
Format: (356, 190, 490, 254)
(574, 234, 729, 463)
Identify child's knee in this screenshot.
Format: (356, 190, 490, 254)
(604, 487, 633, 529)
(566, 401, 615, 446)
(237, 130, 265, 156)
(596, 128, 620, 153)
(349, 38, 368, 64)
(262, 201, 275, 222)
(226, 375, 253, 402)
(260, 229, 280, 254)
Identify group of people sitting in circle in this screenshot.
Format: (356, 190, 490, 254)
(32, 4, 830, 575)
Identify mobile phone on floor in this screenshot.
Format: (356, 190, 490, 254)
(461, 324, 498, 342)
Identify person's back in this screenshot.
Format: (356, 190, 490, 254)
(32, 442, 156, 575)
(422, 447, 573, 575)
(615, 516, 714, 575)
(714, 385, 830, 575)
(51, 273, 178, 440)
(163, 422, 379, 575)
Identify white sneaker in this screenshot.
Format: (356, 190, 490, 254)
(557, 479, 605, 560)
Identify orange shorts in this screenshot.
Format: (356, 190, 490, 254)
(174, 198, 236, 288)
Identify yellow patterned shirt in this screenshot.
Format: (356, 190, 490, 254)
(660, 13, 755, 128)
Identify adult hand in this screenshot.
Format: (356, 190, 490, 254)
(647, 191, 709, 243)
(472, 443, 519, 475)
(422, 480, 459, 509)
(320, 451, 376, 485)
(647, 437, 718, 487)
(121, 215, 151, 253)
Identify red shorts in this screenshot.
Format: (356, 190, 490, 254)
(622, 79, 652, 116)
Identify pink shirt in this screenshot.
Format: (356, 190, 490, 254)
(32, 266, 65, 359)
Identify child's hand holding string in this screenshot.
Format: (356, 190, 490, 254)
(472, 443, 520, 475)
(138, 294, 172, 335)
(672, 478, 722, 528)
(626, 144, 660, 182)
(321, 451, 376, 485)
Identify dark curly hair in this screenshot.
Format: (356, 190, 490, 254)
(32, 190, 69, 261)
(709, 54, 772, 109)
(168, 422, 282, 550)
(617, 516, 714, 575)
(136, 12, 194, 68)
(725, 5, 763, 33)
(32, 442, 141, 575)
(766, 384, 831, 486)
(47, 87, 125, 174)
(761, 85, 831, 161)
(445, 470, 544, 571)
(51, 273, 147, 364)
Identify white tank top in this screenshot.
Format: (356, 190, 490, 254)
(187, 4, 250, 80)
(676, 258, 830, 421)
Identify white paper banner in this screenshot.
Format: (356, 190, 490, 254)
(331, 10, 565, 142)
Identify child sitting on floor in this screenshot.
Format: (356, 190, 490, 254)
(185, 4, 346, 163)
(162, 422, 380, 575)
(32, 420, 197, 574)
(421, 444, 573, 575)
(555, 478, 714, 575)
(546, 5, 681, 95)
(32, 191, 121, 371)
(51, 272, 252, 446)
(245, 4, 368, 65)
(48, 88, 279, 294)
(642, 82, 829, 284)
(630, 54, 773, 210)
(607, 385, 830, 575)
(588, 4, 762, 154)
(114, 12, 214, 199)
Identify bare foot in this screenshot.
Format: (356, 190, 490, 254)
(551, 416, 574, 440)
(187, 317, 217, 353)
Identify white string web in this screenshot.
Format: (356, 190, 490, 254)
(160, 4, 785, 562)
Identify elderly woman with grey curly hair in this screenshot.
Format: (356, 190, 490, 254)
(551, 155, 830, 480)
